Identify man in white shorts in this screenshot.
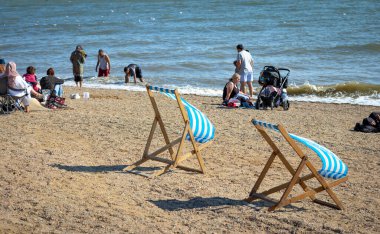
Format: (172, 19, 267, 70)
(236, 44, 254, 97)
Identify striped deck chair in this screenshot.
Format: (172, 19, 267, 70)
(245, 119, 349, 211)
(124, 85, 215, 177)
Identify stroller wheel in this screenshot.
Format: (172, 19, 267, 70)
(283, 100, 289, 111)
(255, 98, 261, 110)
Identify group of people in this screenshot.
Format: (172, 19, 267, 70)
(70, 45, 144, 89)
(0, 59, 64, 112)
(2, 43, 252, 112)
(223, 44, 255, 106)
(0, 44, 146, 113)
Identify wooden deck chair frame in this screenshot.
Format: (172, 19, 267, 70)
(245, 120, 348, 211)
(124, 85, 213, 177)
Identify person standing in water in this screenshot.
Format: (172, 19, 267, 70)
(95, 49, 111, 77)
(70, 45, 87, 89)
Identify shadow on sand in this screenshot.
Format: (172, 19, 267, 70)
(149, 196, 305, 212)
(50, 164, 129, 173)
(51, 163, 167, 175)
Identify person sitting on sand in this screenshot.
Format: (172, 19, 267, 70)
(0, 62, 32, 112)
(95, 49, 111, 77)
(23, 66, 41, 93)
(223, 73, 254, 106)
(40, 68, 64, 97)
(22, 66, 44, 101)
(124, 64, 144, 83)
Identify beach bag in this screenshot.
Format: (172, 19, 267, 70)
(228, 98, 240, 108)
(46, 96, 66, 109)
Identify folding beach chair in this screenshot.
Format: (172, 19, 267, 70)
(0, 76, 27, 114)
(245, 119, 349, 211)
(125, 85, 215, 177)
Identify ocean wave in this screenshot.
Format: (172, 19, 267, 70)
(287, 81, 380, 97)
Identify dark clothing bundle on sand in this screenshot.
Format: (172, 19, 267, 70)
(354, 112, 380, 133)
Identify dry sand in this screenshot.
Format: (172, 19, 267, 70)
(1, 87, 379, 233)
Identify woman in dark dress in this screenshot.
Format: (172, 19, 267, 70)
(223, 73, 240, 105)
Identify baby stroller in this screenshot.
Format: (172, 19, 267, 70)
(255, 66, 290, 110)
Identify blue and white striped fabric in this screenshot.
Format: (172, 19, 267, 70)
(149, 86, 176, 94)
(252, 119, 348, 179)
(149, 86, 215, 143)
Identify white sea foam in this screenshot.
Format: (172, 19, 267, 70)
(289, 95, 380, 106)
(64, 81, 379, 106)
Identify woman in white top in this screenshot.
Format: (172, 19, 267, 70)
(0, 62, 32, 112)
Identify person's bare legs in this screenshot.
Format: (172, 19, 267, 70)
(240, 81, 246, 94)
(247, 81, 254, 97)
(30, 89, 40, 99)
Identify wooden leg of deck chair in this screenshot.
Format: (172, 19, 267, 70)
(311, 173, 347, 210)
(246, 151, 277, 201)
(302, 160, 347, 210)
(157, 117, 176, 160)
(269, 156, 307, 211)
(186, 122, 207, 174)
(172, 124, 189, 168)
(277, 125, 323, 201)
(146, 137, 182, 158)
(247, 173, 315, 203)
(124, 157, 150, 171)
(152, 164, 174, 177)
(256, 125, 316, 200)
(320, 181, 345, 210)
(280, 176, 348, 209)
(143, 118, 159, 157)
(151, 125, 191, 177)
(190, 137, 206, 173)
(147, 87, 176, 160)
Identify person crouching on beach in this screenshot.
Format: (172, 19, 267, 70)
(40, 68, 64, 97)
(95, 49, 111, 77)
(124, 64, 144, 83)
(70, 45, 86, 89)
(223, 73, 254, 106)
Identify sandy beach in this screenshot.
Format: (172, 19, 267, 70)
(1, 87, 379, 233)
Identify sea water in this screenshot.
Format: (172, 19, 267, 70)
(1, 0, 379, 106)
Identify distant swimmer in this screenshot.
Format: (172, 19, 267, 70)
(124, 64, 145, 83)
(95, 49, 111, 77)
(70, 45, 87, 89)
